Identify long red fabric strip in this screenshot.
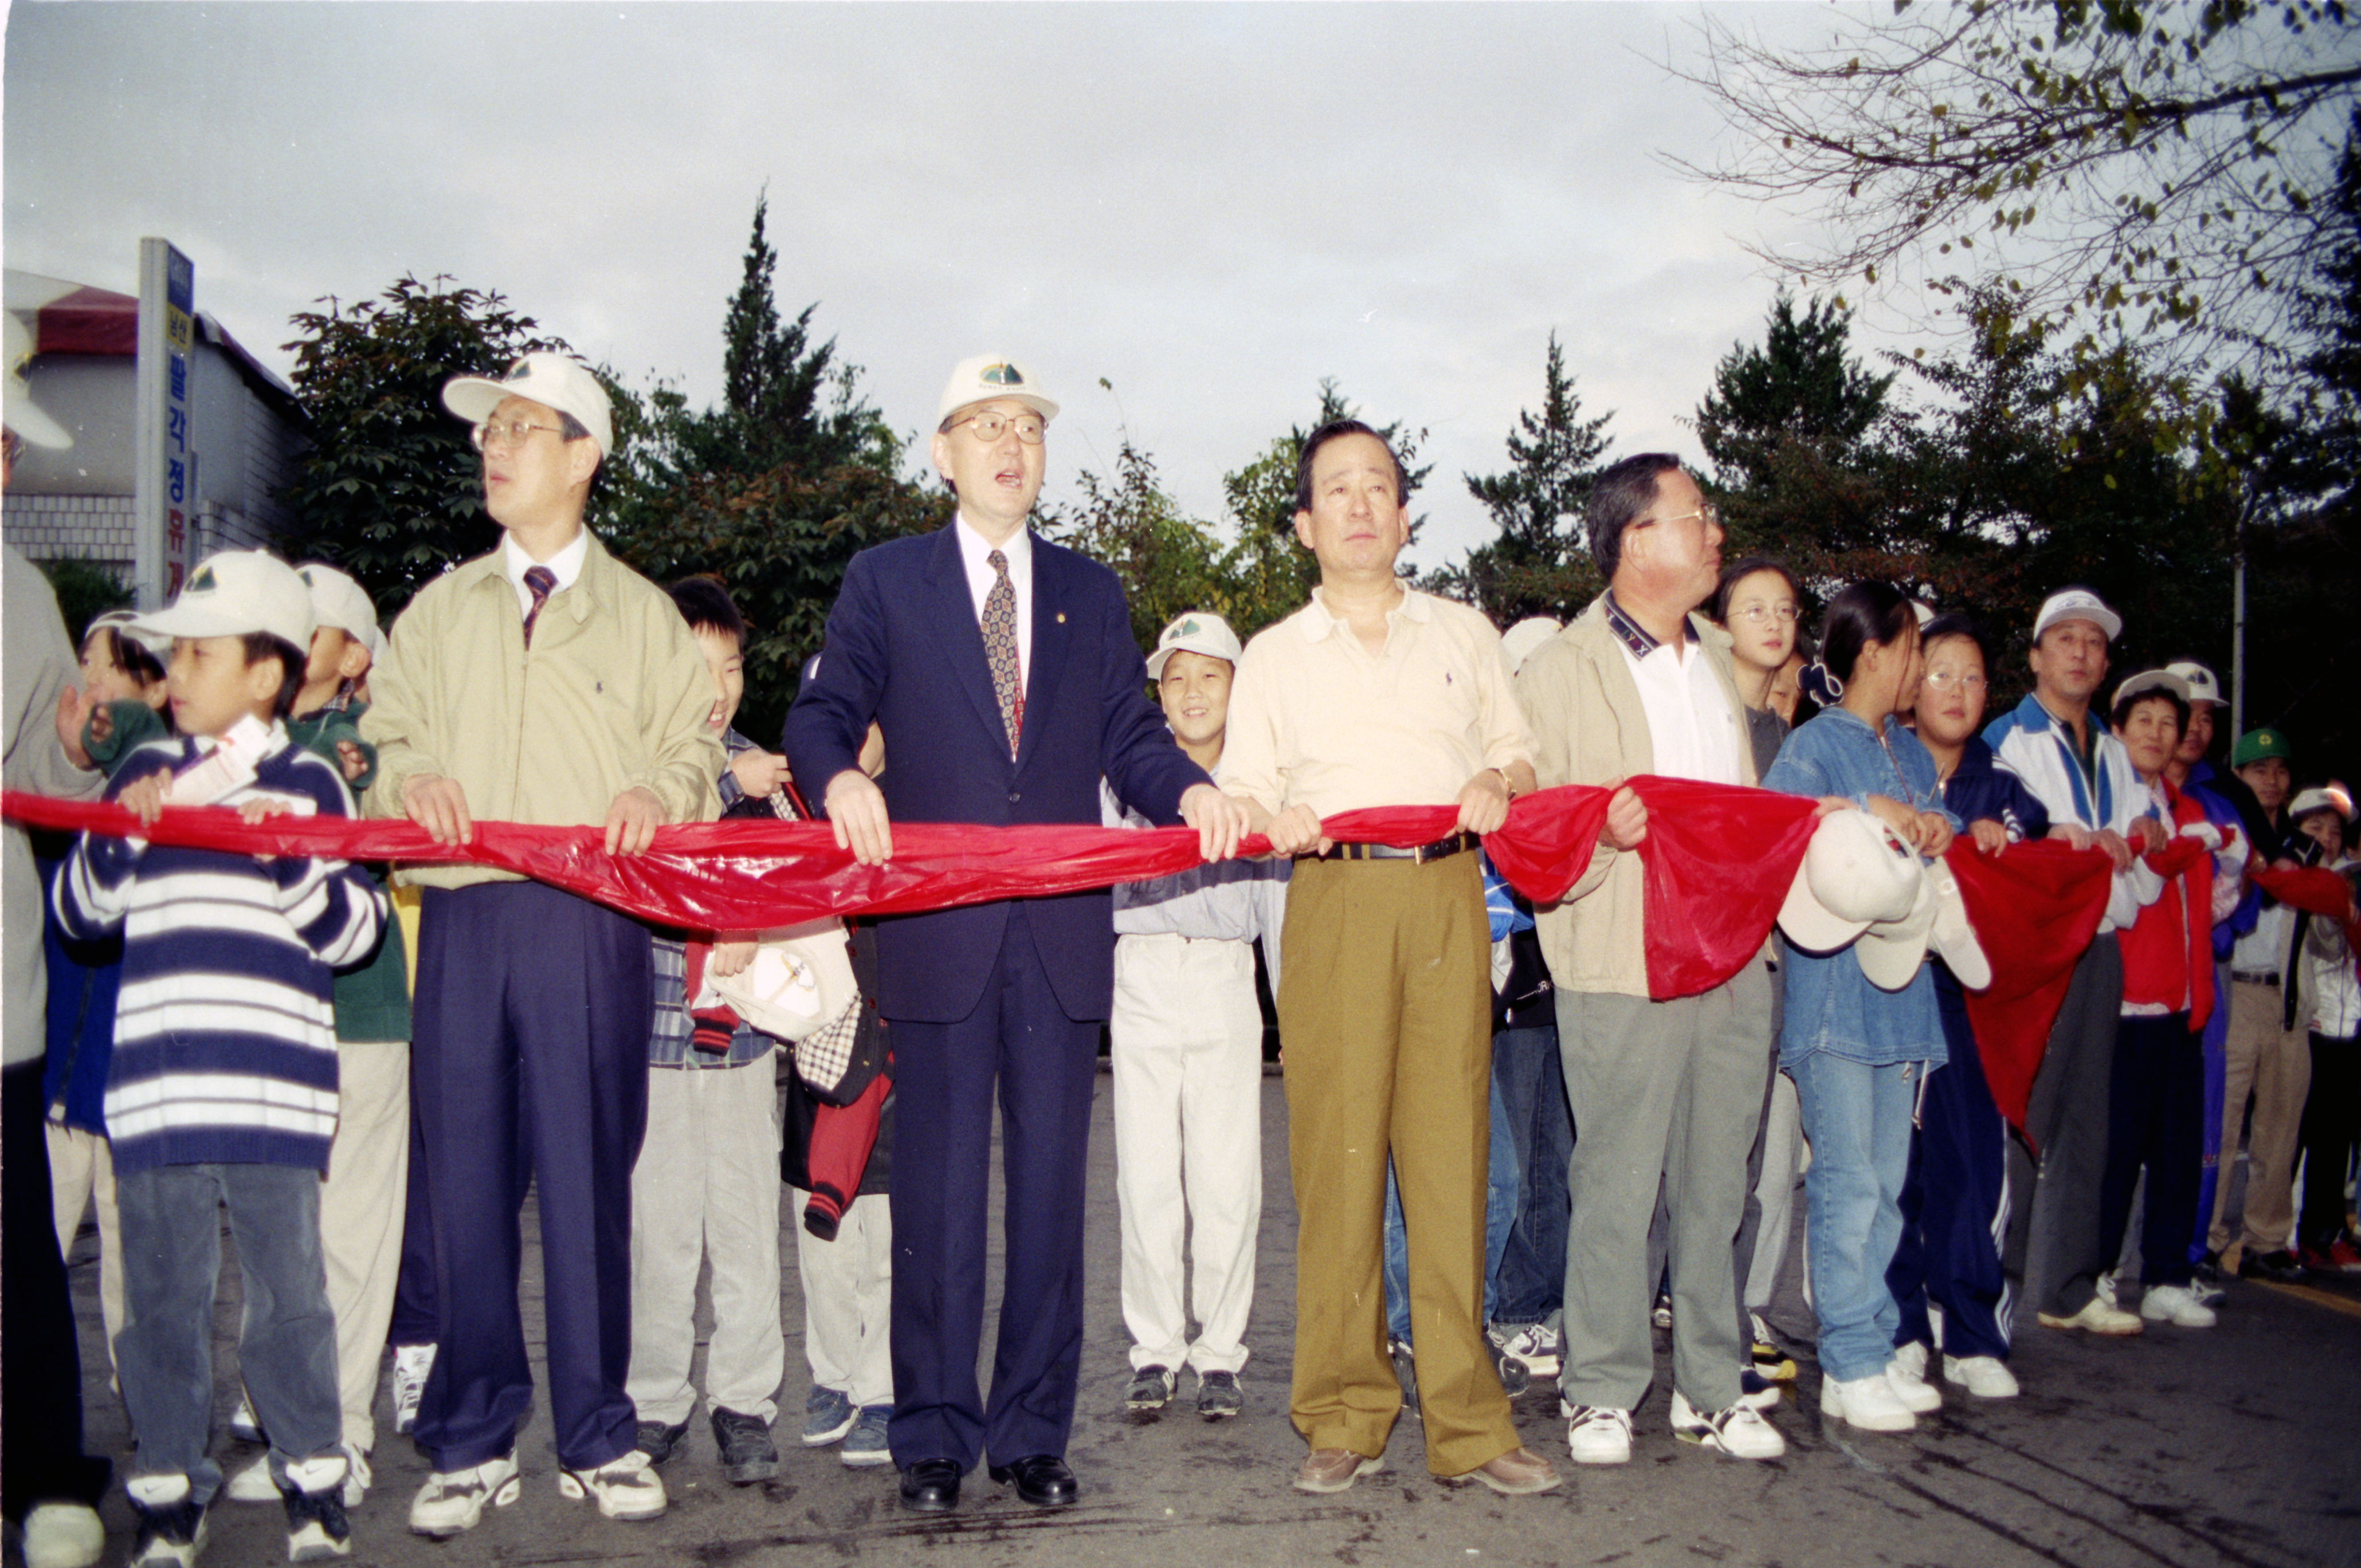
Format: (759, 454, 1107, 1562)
(1944, 839, 2115, 1136)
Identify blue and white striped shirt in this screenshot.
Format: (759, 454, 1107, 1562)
(54, 727, 387, 1174)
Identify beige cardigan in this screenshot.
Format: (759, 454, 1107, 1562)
(1513, 592, 1758, 999)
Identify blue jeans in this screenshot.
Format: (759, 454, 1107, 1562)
(1385, 1074, 1519, 1343)
(1488, 1024, 1571, 1326)
(1789, 1052, 1918, 1382)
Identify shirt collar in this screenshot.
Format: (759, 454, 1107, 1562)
(503, 526, 590, 594)
(1298, 582, 1426, 642)
(1603, 591, 1696, 658)
(954, 513, 1032, 573)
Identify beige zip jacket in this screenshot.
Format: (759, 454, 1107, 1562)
(1513, 591, 1757, 999)
(361, 530, 721, 889)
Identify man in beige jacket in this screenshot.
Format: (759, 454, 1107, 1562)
(1513, 453, 1784, 1466)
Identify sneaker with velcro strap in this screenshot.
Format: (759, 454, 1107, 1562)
(1487, 1321, 1562, 1378)
(127, 1476, 207, 1568)
(281, 1457, 352, 1565)
(555, 1449, 666, 1522)
(1670, 1390, 1786, 1460)
(1561, 1401, 1633, 1465)
(407, 1451, 521, 1538)
(1125, 1364, 1177, 1411)
(801, 1385, 856, 1447)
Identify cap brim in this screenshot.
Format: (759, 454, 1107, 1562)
(134, 603, 265, 642)
(1858, 882, 1937, 991)
(942, 392, 1060, 425)
(2040, 607, 2123, 643)
(6, 393, 72, 450)
(1778, 863, 1872, 954)
(441, 376, 506, 426)
(1925, 864, 1992, 989)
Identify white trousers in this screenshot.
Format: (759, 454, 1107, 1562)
(793, 1189, 893, 1409)
(626, 1059, 785, 1425)
(47, 1121, 124, 1373)
(320, 1042, 410, 1453)
(1110, 932, 1264, 1376)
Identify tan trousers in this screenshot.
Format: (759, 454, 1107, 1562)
(1279, 853, 1515, 1477)
(2209, 978, 2312, 1255)
(46, 1121, 123, 1373)
(321, 1042, 410, 1453)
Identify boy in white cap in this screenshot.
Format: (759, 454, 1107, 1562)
(1983, 585, 2168, 1335)
(1108, 611, 1288, 1419)
(52, 548, 388, 1566)
(363, 353, 721, 1534)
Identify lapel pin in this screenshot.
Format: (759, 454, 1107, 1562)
(1056, 612, 1066, 623)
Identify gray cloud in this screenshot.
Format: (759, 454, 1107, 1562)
(6, 2, 1866, 575)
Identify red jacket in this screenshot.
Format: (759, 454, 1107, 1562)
(2119, 779, 2216, 1031)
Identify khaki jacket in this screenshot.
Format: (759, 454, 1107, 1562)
(362, 530, 722, 889)
(1514, 591, 1756, 998)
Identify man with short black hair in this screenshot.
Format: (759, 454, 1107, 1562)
(1225, 418, 1559, 1497)
(365, 352, 724, 1536)
(1517, 453, 1785, 1467)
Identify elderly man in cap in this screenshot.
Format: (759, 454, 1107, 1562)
(2207, 725, 2323, 1280)
(363, 353, 722, 1535)
(3, 314, 112, 1568)
(786, 357, 1245, 1515)
(1107, 611, 1289, 1420)
(1223, 418, 1560, 1496)
(1984, 586, 2168, 1335)
(1514, 454, 1783, 1467)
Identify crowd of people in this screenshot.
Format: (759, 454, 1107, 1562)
(2, 343, 2356, 1568)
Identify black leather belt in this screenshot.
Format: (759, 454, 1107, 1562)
(2232, 971, 2282, 988)
(1316, 831, 1478, 864)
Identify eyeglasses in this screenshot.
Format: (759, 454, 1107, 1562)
(1731, 602, 1799, 626)
(471, 416, 568, 453)
(1636, 501, 1720, 533)
(1921, 669, 1988, 691)
(946, 410, 1045, 446)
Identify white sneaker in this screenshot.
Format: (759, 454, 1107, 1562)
(223, 1452, 278, 1504)
(1884, 1350, 1942, 1413)
(2036, 1295, 2144, 1335)
(1942, 1354, 2021, 1398)
(2096, 1270, 2120, 1311)
(555, 1451, 666, 1522)
(338, 1446, 371, 1510)
(19, 1502, 105, 1568)
(1669, 1391, 1785, 1460)
(228, 1397, 264, 1446)
(1820, 1373, 1916, 1433)
(1488, 1322, 1562, 1378)
(389, 1344, 436, 1437)
(1561, 1402, 1634, 1465)
(2140, 1283, 2219, 1328)
(407, 1451, 521, 1538)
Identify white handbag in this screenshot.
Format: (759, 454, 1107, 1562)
(707, 919, 858, 1043)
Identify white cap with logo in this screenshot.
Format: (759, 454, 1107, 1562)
(2164, 660, 2224, 707)
(442, 352, 614, 458)
(936, 356, 1058, 426)
(1501, 616, 1563, 678)
(1778, 809, 1991, 991)
(1146, 611, 1243, 681)
(134, 549, 315, 651)
(2033, 587, 2122, 645)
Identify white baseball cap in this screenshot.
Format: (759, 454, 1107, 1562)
(84, 608, 173, 664)
(2165, 660, 2224, 707)
(936, 356, 1058, 426)
(1146, 610, 1243, 681)
(2113, 668, 2191, 710)
(297, 562, 385, 662)
(1501, 616, 1563, 677)
(1864, 855, 1992, 991)
(5, 312, 70, 450)
(2033, 587, 2122, 645)
(135, 549, 315, 651)
(1778, 811, 1923, 954)
(2291, 784, 2352, 823)
(442, 352, 614, 459)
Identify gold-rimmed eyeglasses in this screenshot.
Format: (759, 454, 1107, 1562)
(945, 410, 1046, 446)
(471, 416, 568, 453)
(1732, 602, 1799, 626)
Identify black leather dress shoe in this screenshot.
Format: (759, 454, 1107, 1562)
(987, 1454, 1078, 1508)
(899, 1458, 961, 1513)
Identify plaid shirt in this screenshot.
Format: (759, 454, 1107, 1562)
(648, 725, 784, 1070)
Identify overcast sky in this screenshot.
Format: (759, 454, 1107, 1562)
(5, 1, 1888, 574)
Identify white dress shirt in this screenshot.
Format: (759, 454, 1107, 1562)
(502, 527, 590, 619)
(1605, 596, 1743, 786)
(952, 513, 1033, 693)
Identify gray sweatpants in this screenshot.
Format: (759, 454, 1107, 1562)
(2019, 934, 2124, 1318)
(1558, 961, 1774, 1414)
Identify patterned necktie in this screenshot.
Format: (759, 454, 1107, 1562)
(521, 564, 557, 645)
(982, 549, 1022, 757)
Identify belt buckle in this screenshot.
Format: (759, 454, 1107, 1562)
(1412, 832, 1455, 865)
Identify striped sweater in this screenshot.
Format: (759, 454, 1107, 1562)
(53, 727, 387, 1175)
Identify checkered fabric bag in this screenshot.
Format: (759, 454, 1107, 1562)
(794, 996, 864, 1096)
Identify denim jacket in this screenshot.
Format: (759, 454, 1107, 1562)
(1761, 707, 1960, 1068)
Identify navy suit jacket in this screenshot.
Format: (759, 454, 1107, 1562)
(783, 522, 1210, 1023)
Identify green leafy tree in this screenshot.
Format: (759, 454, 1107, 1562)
(1041, 415, 1226, 653)
(279, 276, 568, 615)
(1425, 332, 1613, 621)
(38, 558, 131, 647)
(1673, 0, 2361, 383)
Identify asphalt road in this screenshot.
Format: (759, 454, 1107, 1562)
(57, 1070, 2361, 1568)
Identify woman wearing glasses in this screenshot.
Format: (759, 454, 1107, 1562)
(1709, 559, 1805, 782)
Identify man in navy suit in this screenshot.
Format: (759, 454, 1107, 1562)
(784, 356, 1248, 1515)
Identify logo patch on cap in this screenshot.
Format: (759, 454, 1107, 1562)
(187, 562, 217, 594)
(981, 361, 1024, 386)
(1174, 618, 1200, 639)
